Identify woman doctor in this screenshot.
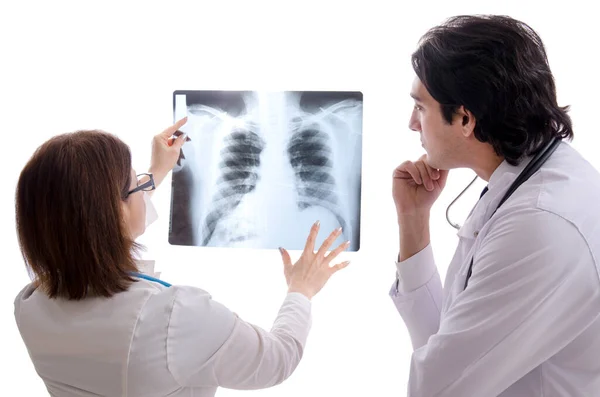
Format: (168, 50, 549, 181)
(13, 118, 350, 396)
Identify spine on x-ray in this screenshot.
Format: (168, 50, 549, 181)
(201, 127, 265, 245)
(286, 123, 350, 239)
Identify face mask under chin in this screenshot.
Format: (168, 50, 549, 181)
(143, 191, 158, 228)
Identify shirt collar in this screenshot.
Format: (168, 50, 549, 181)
(487, 156, 530, 192)
(456, 154, 534, 238)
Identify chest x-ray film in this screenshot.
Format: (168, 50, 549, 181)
(169, 90, 363, 252)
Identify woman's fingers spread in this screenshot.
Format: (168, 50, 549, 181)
(316, 227, 343, 258)
(303, 220, 320, 254)
(279, 247, 292, 269)
(324, 240, 351, 264)
(329, 260, 351, 274)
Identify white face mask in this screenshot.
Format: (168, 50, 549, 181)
(143, 191, 158, 227)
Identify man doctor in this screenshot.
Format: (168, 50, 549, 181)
(388, 15, 600, 396)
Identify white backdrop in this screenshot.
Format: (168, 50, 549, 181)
(1, 1, 598, 396)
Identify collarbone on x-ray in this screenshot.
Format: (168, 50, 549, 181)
(169, 90, 362, 252)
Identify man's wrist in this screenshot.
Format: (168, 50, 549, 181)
(397, 211, 431, 262)
(397, 209, 430, 225)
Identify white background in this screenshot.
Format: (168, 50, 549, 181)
(1, 1, 598, 396)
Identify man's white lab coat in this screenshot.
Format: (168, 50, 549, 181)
(390, 141, 600, 396)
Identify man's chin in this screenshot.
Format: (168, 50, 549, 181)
(423, 153, 438, 169)
(424, 155, 449, 171)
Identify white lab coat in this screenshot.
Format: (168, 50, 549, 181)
(13, 201, 312, 396)
(390, 141, 600, 396)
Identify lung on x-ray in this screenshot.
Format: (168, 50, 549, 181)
(168, 90, 363, 252)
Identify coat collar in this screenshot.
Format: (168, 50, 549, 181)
(456, 155, 533, 239)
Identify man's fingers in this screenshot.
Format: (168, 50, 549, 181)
(436, 168, 450, 189)
(303, 221, 320, 254)
(395, 157, 444, 190)
(393, 167, 411, 180)
(418, 154, 440, 181)
(398, 161, 422, 184)
(425, 163, 440, 180)
(415, 161, 433, 191)
(420, 160, 436, 181)
(160, 117, 188, 138)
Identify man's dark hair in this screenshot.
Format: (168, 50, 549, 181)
(15, 130, 143, 300)
(412, 14, 573, 165)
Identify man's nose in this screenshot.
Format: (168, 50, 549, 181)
(408, 114, 420, 132)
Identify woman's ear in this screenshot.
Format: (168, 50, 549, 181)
(121, 200, 131, 225)
(120, 199, 136, 239)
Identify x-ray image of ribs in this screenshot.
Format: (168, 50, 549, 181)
(201, 128, 265, 245)
(186, 103, 266, 246)
(285, 98, 362, 243)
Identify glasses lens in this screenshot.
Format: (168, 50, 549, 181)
(137, 174, 154, 191)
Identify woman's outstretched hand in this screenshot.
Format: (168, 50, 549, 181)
(279, 221, 351, 300)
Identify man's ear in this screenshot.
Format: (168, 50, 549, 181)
(457, 106, 476, 137)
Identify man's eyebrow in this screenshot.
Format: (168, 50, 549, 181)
(410, 93, 422, 102)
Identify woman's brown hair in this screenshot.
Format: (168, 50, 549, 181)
(15, 130, 142, 300)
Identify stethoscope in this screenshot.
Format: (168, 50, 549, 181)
(129, 272, 172, 287)
(445, 175, 480, 230)
(451, 137, 563, 290)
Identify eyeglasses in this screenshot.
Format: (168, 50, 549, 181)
(126, 173, 156, 197)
